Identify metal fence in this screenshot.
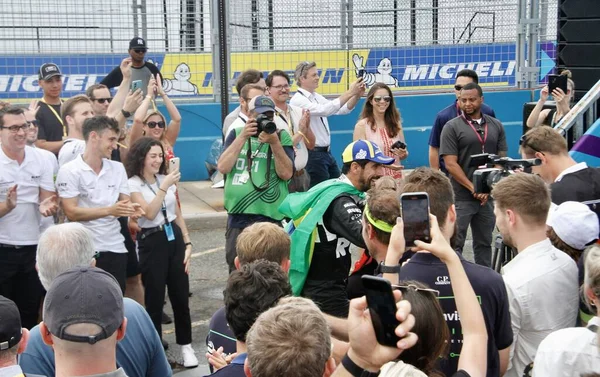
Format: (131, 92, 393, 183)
(0, 0, 557, 100)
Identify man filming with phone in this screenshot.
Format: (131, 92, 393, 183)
(217, 95, 294, 273)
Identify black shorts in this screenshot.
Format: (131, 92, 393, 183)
(118, 217, 140, 277)
(95, 251, 128, 293)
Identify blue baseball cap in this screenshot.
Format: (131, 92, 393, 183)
(248, 95, 275, 114)
(342, 140, 395, 165)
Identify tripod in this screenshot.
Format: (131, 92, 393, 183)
(491, 235, 517, 273)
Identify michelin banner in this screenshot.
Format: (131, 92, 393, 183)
(0, 42, 555, 99)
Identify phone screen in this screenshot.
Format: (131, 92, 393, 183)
(362, 275, 400, 347)
(401, 192, 431, 246)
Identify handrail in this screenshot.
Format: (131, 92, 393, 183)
(554, 79, 600, 140)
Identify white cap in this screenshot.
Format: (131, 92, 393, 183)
(547, 201, 599, 250)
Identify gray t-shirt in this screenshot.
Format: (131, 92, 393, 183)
(439, 114, 507, 201)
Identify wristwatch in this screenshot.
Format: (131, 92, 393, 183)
(121, 109, 132, 118)
(342, 354, 380, 377)
(378, 261, 401, 274)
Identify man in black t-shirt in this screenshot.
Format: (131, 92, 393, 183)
(386, 168, 513, 377)
(35, 63, 65, 154)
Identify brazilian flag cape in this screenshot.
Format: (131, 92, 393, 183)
(278, 179, 365, 295)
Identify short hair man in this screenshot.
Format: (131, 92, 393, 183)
(217, 95, 294, 273)
(439, 82, 508, 267)
(491, 173, 579, 377)
(224, 83, 268, 138)
(290, 61, 365, 187)
(19, 223, 171, 377)
(520, 125, 600, 205)
(428, 69, 496, 173)
(382, 168, 513, 377)
(267, 69, 316, 192)
(40, 267, 128, 377)
(58, 95, 95, 166)
(0, 296, 41, 377)
(222, 69, 266, 136)
(56, 116, 144, 292)
(207, 260, 292, 377)
(87, 84, 113, 115)
(35, 63, 65, 154)
(206, 222, 291, 364)
(100, 37, 162, 96)
(0, 106, 58, 329)
(279, 139, 394, 317)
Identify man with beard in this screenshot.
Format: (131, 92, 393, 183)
(384, 168, 512, 377)
(279, 140, 394, 317)
(440, 83, 507, 267)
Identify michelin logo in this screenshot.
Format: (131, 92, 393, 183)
(0, 74, 100, 93)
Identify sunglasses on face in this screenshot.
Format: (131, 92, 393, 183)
(373, 96, 392, 103)
(94, 97, 112, 104)
(146, 121, 166, 129)
(134, 49, 147, 54)
(454, 85, 463, 91)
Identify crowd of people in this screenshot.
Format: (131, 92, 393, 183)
(0, 35, 599, 377)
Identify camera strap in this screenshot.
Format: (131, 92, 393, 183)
(245, 136, 275, 192)
(461, 114, 488, 153)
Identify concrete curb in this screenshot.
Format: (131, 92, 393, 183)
(184, 212, 228, 230)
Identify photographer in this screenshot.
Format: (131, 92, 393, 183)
(439, 83, 507, 267)
(217, 95, 294, 273)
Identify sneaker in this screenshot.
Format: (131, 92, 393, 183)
(181, 344, 198, 368)
(161, 311, 173, 324)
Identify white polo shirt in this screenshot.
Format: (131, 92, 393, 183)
(58, 138, 85, 167)
(55, 155, 130, 253)
(532, 316, 600, 377)
(289, 87, 352, 147)
(128, 175, 177, 228)
(275, 104, 308, 170)
(34, 147, 58, 234)
(0, 145, 55, 245)
(502, 238, 579, 377)
(224, 113, 248, 139)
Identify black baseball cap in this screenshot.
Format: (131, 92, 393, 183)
(0, 295, 22, 351)
(43, 267, 124, 344)
(129, 37, 147, 51)
(38, 63, 62, 81)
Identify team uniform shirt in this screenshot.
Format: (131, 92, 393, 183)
(290, 87, 352, 147)
(224, 113, 248, 139)
(100, 62, 162, 96)
(439, 114, 507, 201)
(206, 306, 237, 373)
(0, 145, 55, 245)
(532, 316, 600, 377)
(400, 252, 513, 377)
(301, 174, 366, 317)
(502, 238, 579, 377)
(55, 155, 130, 253)
(34, 147, 58, 234)
(551, 162, 600, 205)
(223, 127, 294, 228)
(274, 104, 309, 170)
(429, 101, 495, 173)
(36, 102, 63, 142)
(58, 138, 85, 167)
(128, 175, 177, 228)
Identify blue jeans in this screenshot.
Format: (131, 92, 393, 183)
(454, 199, 496, 267)
(306, 150, 341, 188)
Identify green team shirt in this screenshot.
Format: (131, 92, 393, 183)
(224, 128, 294, 220)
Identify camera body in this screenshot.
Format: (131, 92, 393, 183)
(470, 153, 541, 194)
(255, 114, 277, 135)
(473, 168, 512, 194)
(390, 140, 407, 150)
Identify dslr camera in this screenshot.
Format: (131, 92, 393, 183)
(255, 114, 277, 135)
(470, 153, 541, 194)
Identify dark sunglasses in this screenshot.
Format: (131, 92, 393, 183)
(134, 49, 147, 54)
(454, 85, 463, 91)
(373, 96, 392, 103)
(94, 97, 112, 104)
(147, 121, 166, 129)
(519, 134, 543, 154)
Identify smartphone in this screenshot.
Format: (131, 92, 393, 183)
(391, 140, 407, 150)
(130, 80, 143, 92)
(400, 192, 431, 247)
(547, 74, 568, 94)
(357, 68, 365, 79)
(169, 157, 180, 172)
(361, 275, 401, 347)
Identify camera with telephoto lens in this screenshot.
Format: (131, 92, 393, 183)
(470, 153, 541, 194)
(255, 114, 277, 135)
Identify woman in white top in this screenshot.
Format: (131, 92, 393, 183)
(533, 244, 600, 377)
(125, 137, 198, 368)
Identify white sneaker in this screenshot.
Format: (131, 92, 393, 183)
(181, 344, 199, 368)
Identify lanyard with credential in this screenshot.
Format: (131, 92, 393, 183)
(460, 113, 488, 153)
(276, 109, 295, 136)
(40, 98, 66, 137)
(143, 176, 175, 241)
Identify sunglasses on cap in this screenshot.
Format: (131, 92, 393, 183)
(94, 98, 112, 104)
(373, 96, 391, 103)
(146, 121, 166, 129)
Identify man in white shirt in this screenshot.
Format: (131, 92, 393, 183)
(222, 69, 266, 136)
(267, 69, 316, 192)
(56, 115, 143, 293)
(290, 61, 365, 187)
(0, 106, 58, 329)
(491, 173, 579, 377)
(58, 95, 95, 167)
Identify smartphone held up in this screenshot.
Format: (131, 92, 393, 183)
(362, 275, 401, 347)
(400, 192, 431, 247)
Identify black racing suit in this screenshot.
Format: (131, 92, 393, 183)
(301, 193, 366, 317)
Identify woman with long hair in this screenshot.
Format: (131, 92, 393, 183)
(526, 70, 575, 128)
(125, 137, 198, 368)
(353, 83, 408, 180)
